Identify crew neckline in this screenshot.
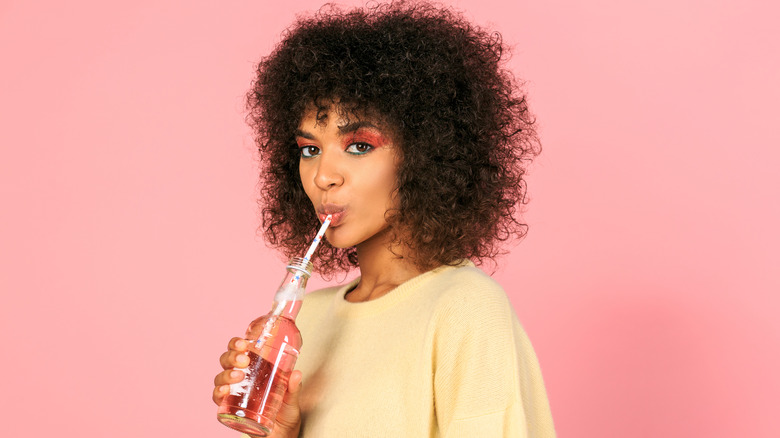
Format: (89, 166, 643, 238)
(332, 260, 474, 318)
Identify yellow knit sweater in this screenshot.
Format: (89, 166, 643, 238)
(274, 261, 554, 437)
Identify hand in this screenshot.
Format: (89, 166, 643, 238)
(213, 337, 303, 438)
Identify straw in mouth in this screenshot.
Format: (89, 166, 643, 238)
(303, 214, 332, 262)
(287, 214, 333, 286)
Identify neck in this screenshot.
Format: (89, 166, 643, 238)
(348, 229, 427, 303)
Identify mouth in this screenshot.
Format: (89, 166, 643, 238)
(316, 204, 346, 227)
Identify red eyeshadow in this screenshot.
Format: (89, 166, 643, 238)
(346, 129, 389, 148)
(295, 138, 316, 148)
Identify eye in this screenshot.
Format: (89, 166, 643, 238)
(299, 145, 320, 158)
(345, 142, 373, 155)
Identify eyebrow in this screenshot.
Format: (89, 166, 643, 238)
(338, 121, 380, 134)
(294, 121, 382, 140)
(294, 129, 316, 140)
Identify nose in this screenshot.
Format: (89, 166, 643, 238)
(313, 149, 344, 190)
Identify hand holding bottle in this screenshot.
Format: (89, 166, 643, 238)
(213, 337, 303, 438)
(215, 217, 330, 437)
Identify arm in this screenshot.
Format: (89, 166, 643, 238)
(432, 284, 555, 437)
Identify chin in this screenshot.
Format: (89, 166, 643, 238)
(324, 224, 389, 250)
(327, 241, 354, 250)
(323, 230, 356, 249)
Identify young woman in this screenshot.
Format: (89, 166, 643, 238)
(213, 2, 555, 436)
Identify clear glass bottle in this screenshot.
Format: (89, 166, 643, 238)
(217, 257, 312, 437)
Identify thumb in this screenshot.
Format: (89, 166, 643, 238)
(274, 370, 303, 432)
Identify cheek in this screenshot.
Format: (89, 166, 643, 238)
(361, 165, 398, 208)
(298, 164, 316, 201)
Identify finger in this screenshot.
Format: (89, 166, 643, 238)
(228, 337, 249, 351)
(212, 383, 229, 406)
(219, 350, 231, 369)
(213, 369, 246, 387)
(274, 371, 303, 431)
(220, 349, 251, 370)
(287, 370, 303, 394)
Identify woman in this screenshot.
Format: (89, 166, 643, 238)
(213, 2, 555, 436)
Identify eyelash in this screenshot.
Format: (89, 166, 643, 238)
(298, 142, 374, 158)
(299, 145, 319, 158)
(345, 142, 373, 155)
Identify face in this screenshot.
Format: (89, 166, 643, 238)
(296, 106, 400, 250)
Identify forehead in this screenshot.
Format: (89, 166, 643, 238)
(296, 103, 397, 141)
(298, 103, 369, 128)
(298, 107, 344, 129)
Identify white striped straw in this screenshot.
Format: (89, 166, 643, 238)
(303, 214, 332, 262)
(289, 214, 332, 285)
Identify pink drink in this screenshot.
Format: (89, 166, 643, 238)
(218, 306, 302, 438)
(217, 256, 314, 437)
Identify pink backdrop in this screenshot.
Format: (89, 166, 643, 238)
(1, 0, 778, 436)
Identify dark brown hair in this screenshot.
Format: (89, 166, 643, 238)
(247, 1, 540, 275)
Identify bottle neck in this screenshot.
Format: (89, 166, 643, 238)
(271, 268, 309, 321)
(272, 298, 303, 320)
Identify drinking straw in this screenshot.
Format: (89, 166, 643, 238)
(289, 214, 332, 284)
(303, 214, 332, 262)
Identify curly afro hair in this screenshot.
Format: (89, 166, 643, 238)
(247, 0, 540, 275)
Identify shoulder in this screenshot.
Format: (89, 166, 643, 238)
(431, 264, 505, 294)
(425, 263, 513, 319)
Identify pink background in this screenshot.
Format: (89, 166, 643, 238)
(1, 0, 778, 436)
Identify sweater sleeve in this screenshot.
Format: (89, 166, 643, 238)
(432, 274, 555, 438)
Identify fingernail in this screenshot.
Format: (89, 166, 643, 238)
(236, 340, 246, 349)
(220, 385, 228, 393)
(231, 370, 243, 378)
(237, 354, 249, 365)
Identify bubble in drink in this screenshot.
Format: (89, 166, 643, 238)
(217, 349, 293, 437)
(216, 256, 312, 437)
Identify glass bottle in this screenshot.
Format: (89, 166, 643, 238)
(217, 257, 312, 437)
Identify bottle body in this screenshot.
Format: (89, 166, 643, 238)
(217, 312, 302, 437)
(217, 258, 311, 438)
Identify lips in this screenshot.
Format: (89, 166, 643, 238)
(316, 204, 346, 227)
